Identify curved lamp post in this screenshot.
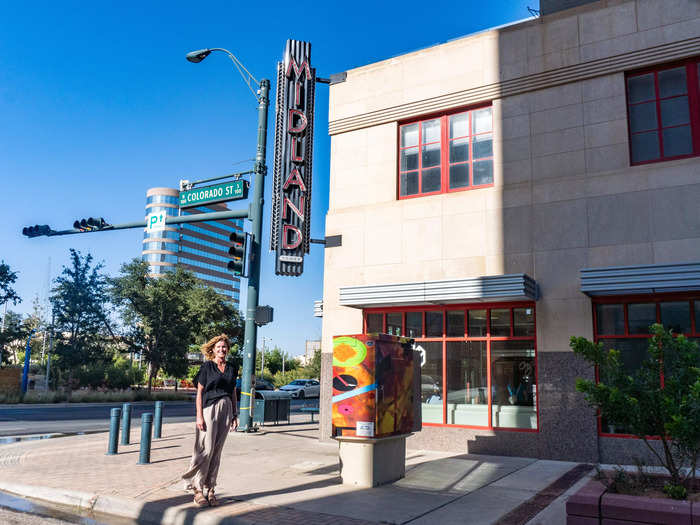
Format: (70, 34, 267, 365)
(186, 47, 270, 432)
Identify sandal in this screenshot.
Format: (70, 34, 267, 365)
(193, 490, 209, 507)
(208, 490, 219, 507)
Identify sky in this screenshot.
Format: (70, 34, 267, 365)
(0, 0, 538, 358)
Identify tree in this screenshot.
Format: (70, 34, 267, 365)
(0, 261, 21, 308)
(571, 324, 700, 496)
(0, 311, 29, 366)
(306, 349, 321, 378)
(50, 249, 113, 385)
(112, 260, 244, 392)
(258, 346, 296, 375)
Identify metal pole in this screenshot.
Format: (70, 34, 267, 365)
(154, 401, 163, 438)
(239, 78, 269, 432)
(261, 337, 265, 377)
(46, 311, 54, 391)
(21, 330, 36, 394)
(138, 413, 153, 464)
(107, 407, 121, 455)
(120, 403, 132, 445)
(282, 352, 285, 375)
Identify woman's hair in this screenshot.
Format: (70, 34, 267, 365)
(200, 334, 230, 361)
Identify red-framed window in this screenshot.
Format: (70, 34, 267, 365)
(592, 293, 700, 437)
(627, 58, 700, 164)
(364, 303, 537, 431)
(398, 105, 494, 198)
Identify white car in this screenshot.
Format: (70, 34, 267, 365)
(279, 379, 320, 399)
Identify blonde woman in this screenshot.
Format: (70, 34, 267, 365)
(182, 334, 238, 506)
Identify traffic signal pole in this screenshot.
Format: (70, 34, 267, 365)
(238, 78, 269, 432)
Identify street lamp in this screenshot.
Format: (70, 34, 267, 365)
(187, 47, 269, 432)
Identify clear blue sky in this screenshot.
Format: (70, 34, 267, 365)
(0, 0, 538, 358)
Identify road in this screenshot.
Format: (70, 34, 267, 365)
(0, 399, 318, 438)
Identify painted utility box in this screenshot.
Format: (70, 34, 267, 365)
(332, 334, 415, 438)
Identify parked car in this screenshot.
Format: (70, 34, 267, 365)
(235, 376, 275, 401)
(279, 379, 320, 399)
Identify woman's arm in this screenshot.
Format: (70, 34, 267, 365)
(230, 383, 239, 431)
(196, 382, 206, 431)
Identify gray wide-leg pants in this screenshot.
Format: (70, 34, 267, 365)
(182, 397, 233, 493)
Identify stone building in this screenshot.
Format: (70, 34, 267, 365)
(319, 0, 700, 463)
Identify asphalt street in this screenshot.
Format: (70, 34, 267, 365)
(0, 399, 318, 438)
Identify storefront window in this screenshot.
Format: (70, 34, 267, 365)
(420, 341, 443, 424)
(447, 341, 487, 426)
(364, 303, 537, 431)
(594, 295, 700, 436)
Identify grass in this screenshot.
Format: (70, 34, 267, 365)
(0, 389, 193, 404)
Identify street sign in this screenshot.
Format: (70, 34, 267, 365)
(179, 180, 248, 208)
(146, 211, 166, 231)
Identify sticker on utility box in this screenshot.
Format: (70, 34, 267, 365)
(356, 421, 375, 437)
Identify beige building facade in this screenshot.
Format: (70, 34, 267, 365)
(320, 0, 700, 463)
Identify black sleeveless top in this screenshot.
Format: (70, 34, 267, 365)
(196, 360, 236, 409)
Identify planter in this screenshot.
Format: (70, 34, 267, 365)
(567, 479, 696, 524)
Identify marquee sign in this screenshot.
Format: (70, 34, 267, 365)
(270, 40, 316, 276)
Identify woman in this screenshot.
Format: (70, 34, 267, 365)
(182, 334, 238, 507)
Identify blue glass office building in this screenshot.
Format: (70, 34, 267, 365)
(142, 187, 241, 305)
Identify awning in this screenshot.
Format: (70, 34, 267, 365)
(339, 274, 538, 308)
(580, 262, 700, 296)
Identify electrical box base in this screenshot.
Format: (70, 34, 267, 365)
(335, 433, 412, 487)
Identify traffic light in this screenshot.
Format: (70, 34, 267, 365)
(228, 230, 249, 277)
(73, 217, 109, 231)
(22, 224, 52, 237)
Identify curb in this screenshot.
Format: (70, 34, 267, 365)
(0, 481, 255, 525)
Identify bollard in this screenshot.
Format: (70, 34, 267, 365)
(120, 403, 132, 445)
(154, 401, 164, 439)
(107, 407, 121, 455)
(138, 413, 153, 465)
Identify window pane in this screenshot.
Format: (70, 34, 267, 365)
(599, 338, 650, 434)
(446, 310, 465, 337)
(468, 310, 487, 336)
(628, 73, 655, 103)
(660, 301, 690, 333)
(449, 164, 469, 189)
(422, 142, 441, 168)
(422, 119, 440, 143)
(631, 131, 660, 163)
(419, 341, 444, 423)
(449, 137, 468, 163)
(628, 303, 656, 334)
(386, 312, 402, 336)
(473, 160, 493, 185)
(660, 96, 690, 127)
(513, 307, 535, 337)
(450, 113, 468, 138)
(491, 341, 537, 429)
(658, 67, 687, 98)
(491, 309, 510, 337)
(366, 313, 382, 333)
(663, 126, 693, 157)
(401, 147, 418, 171)
(426, 311, 443, 337)
(401, 124, 418, 147)
(630, 102, 658, 132)
(406, 312, 423, 338)
(422, 167, 442, 193)
(596, 304, 624, 335)
(400, 172, 419, 196)
(472, 107, 492, 134)
(447, 341, 488, 426)
(473, 133, 493, 159)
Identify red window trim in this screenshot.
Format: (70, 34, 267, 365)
(364, 302, 538, 433)
(592, 292, 700, 438)
(627, 57, 700, 166)
(397, 104, 494, 199)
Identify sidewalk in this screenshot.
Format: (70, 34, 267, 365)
(0, 414, 592, 525)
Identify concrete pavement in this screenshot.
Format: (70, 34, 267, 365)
(0, 414, 592, 524)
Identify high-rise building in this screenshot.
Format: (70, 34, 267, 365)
(142, 187, 242, 305)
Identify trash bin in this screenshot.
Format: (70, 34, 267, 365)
(253, 390, 292, 425)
